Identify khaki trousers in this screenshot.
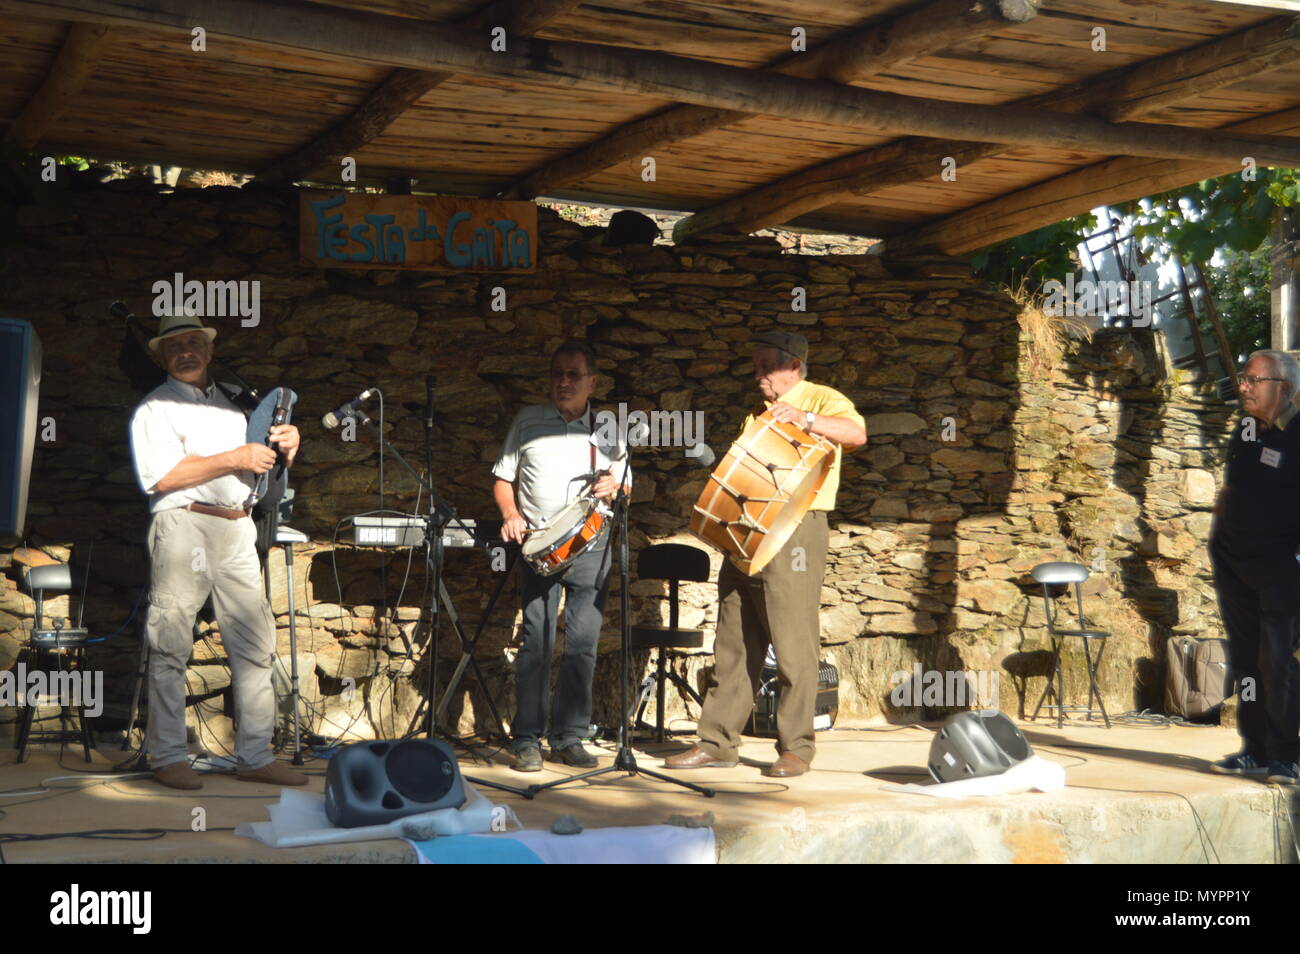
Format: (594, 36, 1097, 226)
(143, 508, 277, 770)
(697, 511, 829, 763)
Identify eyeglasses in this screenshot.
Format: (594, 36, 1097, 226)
(1238, 374, 1287, 387)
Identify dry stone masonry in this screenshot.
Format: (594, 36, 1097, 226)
(0, 177, 1236, 744)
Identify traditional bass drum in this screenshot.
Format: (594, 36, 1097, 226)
(690, 411, 834, 575)
(521, 495, 612, 576)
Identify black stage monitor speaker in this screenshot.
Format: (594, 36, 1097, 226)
(325, 739, 466, 828)
(928, 710, 1033, 784)
(0, 319, 41, 545)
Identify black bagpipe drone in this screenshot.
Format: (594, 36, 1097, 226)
(113, 301, 298, 553)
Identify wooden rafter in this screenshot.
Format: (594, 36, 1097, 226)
(7, 0, 1300, 174)
(502, 0, 1041, 200)
(258, 0, 582, 184)
(886, 106, 1300, 256)
(672, 14, 1300, 241)
(6, 22, 112, 150)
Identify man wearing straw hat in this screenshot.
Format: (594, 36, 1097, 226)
(666, 331, 865, 778)
(129, 311, 305, 790)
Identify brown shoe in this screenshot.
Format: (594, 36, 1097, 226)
(765, 753, 810, 778)
(154, 761, 203, 791)
(663, 745, 737, 770)
(236, 761, 309, 786)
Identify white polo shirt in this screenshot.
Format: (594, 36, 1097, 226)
(129, 375, 254, 514)
(492, 402, 630, 528)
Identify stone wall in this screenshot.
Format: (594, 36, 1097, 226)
(0, 176, 1235, 747)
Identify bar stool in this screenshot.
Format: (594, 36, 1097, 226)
(16, 563, 98, 762)
(1029, 561, 1112, 729)
(629, 544, 708, 742)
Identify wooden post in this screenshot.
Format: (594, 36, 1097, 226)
(7, 22, 113, 150)
(1272, 207, 1300, 351)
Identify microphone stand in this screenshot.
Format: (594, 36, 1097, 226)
(345, 408, 527, 797)
(526, 449, 716, 799)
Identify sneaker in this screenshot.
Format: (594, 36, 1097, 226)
(1209, 752, 1267, 776)
(1266, 761, 1299, 785)
(548, 743, 598, 768)
(511, 743, 543, 773)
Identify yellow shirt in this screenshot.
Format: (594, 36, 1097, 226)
(739, 379, 865, 511)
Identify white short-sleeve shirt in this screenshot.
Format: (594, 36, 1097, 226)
(492, 402, 629, 528)
(129, 376, 254, 514)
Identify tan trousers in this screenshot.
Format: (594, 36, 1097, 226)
(697, 511, 829, 763)
(144, 508, 277, 770)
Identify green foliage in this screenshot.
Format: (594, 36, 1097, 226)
(969, 168, 1299, 292)
(1171, 244, 1271, 365)
(1130, 168, 1300, 262)
(969, 212, 1097, 291)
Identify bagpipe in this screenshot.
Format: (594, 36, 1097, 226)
(114, 302, 298, 553)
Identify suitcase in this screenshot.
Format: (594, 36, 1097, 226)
(1164, 635, 1230, 720)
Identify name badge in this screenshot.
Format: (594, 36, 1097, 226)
(1261, 447, 1282, 468)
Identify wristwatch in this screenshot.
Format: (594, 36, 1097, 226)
(805, 411, 816, 430)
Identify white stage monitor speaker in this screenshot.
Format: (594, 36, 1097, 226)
(0, 319, 42, 545)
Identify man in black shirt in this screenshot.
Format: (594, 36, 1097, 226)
(1209, 350, 1300, 783)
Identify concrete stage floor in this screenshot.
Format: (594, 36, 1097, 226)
(1, 719, 1296, 863)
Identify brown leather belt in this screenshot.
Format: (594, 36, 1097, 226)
(185, 502, 251, 520)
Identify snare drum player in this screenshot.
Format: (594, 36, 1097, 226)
(493, 340, 629, 772)
(129, 312, 305, 790)
(666, 332, 865, 778)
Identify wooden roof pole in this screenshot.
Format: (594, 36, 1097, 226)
(7, 22, 113, 150)
(257, 0, 582, 185)
(672, 14, 1300, 241)
(6, 0, 1300, 170)
(886, 106, 1300, 255)
(502, 0, 1041, 200)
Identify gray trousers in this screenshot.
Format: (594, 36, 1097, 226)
(512, 539, 613, 751)
(698, 511, 829, 763)
(144, 508, 277, 770)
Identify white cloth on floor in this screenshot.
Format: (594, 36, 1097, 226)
(885, 755, 1066, 799)
(235, 780, 516, 848)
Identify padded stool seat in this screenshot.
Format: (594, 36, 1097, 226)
(631, 625, 705, 651)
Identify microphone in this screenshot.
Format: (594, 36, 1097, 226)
(322, 388, 376, 430)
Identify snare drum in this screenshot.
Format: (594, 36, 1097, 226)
(690, 411, 834, 575)
(521, 495, 611, 576)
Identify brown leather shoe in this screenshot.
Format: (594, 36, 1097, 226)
(154, 761, 203, 791)
(236, 761, 309, 786)
(663, 745, 737, 770)
(765, 753, 810, 778)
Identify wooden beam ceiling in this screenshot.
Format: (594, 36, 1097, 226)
(7, 0, 1300, 176)
(258, 0, 582, 184)
(672, 14, 1300, 241)
(502, 0, 1041, 201)
(887, 106, 1300, 255)
(6, 22, 113, 150)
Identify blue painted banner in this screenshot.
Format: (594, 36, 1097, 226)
(300, 190, 538, 272)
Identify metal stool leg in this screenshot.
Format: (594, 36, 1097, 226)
(1031, 636, 1064, 724)
(655, 649, 668, 743)
(1082, 639, 1111, 728)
